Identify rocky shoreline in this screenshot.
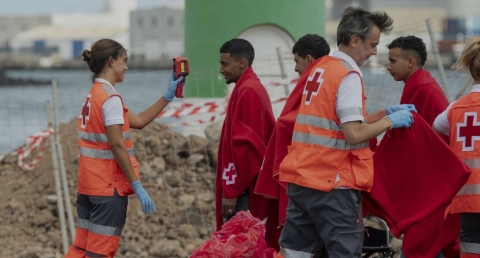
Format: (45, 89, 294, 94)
(0, 119, 223, 257)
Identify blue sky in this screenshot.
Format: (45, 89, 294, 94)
(0, 0, 184, 15)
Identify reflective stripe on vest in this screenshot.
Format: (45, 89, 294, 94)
(78, 131, 132, 142)
(460, 242, 480, 254)
(102, 84, 116, 96)
(292, 132, 369, 150)
(457, 184, 480, 196)
(464, 158, 480, 169)
(296, 114, 343, 131)
(80, 147, 134, 159)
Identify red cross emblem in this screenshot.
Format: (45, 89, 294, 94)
(222, 163, 237, 185)
(457, 112, 480, 151)
(79, 94, 91, 129)
(303, 68, 325, 105)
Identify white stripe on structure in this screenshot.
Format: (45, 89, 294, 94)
(280, 248, 314, 258)
(464, 159, 480, 169)
(456, 184, 480, 196)
(80, 147, 134, 159)
(292, 132, 369, 150)
(460, 242, 480, 254)
(14, 129, 54, 171)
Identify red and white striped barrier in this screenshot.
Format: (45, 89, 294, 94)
(159, 96, 288, 127)
(157, 102, 227, 119)
(164, 113, 225, 128)
(9, 129, 55, 171)
(268, 78, 299, 86)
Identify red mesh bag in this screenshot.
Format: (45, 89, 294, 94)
(190, 211, 272, 258)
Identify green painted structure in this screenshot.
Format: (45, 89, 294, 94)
(184, 0, 326, 97)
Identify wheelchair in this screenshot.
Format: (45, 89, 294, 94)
(362, 215, 396, 258)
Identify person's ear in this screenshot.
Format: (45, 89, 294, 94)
(108, 56, 114, 67)
(407, 56, 415, 68)
(240, 58, 247, 69)
(305, 55, 314, 64)
(351, 34, 362, 48)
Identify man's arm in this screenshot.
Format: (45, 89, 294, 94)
(344, 110, 414, 145)
(343, 119, 392, 146)
(366, 109, 387, 123)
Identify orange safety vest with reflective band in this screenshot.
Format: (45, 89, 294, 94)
(77, 82, 139, 196)
(279, 56, 374, 192)
(448, 92, 480, 213)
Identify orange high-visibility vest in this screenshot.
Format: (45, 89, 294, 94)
(77, 82, 139, 196)
(448, 92, 480, 213)
(279, 56, 374, 192)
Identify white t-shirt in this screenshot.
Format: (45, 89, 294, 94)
(434, 84, 480, 135)
(95, 78, 125, 127)
(332, 51, 365, 124)
(330, 51, 365, 188)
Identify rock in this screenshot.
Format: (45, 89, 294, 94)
(197, 191, 214, 203)
(185, 170, 197, 182)
(34, 209, 56, 227)
(207, 143, 219, 166)
(149, 239, 181, 257)
(179, 194, 195, 207)
(164, 151, 179, 166)
(165, 171, 182, 187)
(188, 135, 209, 153)
(177, 224, 199, 239)
(204, 120, 223, 143)
(36, 196, 48, 210)
(187, 154, 204, 166)
(151, 157, 166, 172)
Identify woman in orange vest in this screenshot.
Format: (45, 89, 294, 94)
(434, 37, 480, 258)
(65, 39, 184, 258)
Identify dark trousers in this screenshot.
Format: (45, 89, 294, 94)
(279, 183, 364, 258)
(459, 213, 480, 256)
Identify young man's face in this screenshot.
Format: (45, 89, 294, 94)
(294, 53, 309, 75)
(387, 47, 411, 82)
(219, 53, 244, 84)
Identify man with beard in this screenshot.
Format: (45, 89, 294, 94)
(214, 38, 277, 246)
(277, 8, 416, 257)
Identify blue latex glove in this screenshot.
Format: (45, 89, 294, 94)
(386, 110, 414, 129)
(131, 181, 155, 215)
(163, 72, 185, 102)
(385, 104, 417, 115)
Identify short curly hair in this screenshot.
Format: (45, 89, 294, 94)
(220, 38, 255, 66)
(387, 35, 427, 66)
(292, 34, 330, 59)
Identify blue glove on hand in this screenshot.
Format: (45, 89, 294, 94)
(385, 104, 417, 115)
(386, 110, 414, 129)
(163, 72, 184, 102)
(131, 181, 155, 215)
